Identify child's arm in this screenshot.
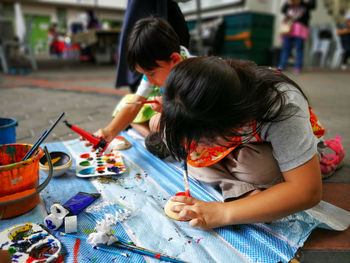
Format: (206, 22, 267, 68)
(170, 154, 322, 229)
(84, 94, 146, 147)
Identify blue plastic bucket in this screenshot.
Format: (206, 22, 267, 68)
(0, 118, 18, 144)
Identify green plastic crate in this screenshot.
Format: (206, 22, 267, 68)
(224, 12, 274, 28)
(224, 27, 273, 40)
(222, 39, 271, 52)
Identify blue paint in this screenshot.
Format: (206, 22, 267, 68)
(0, 241, 8, 249)
(107, 167, 121, 173)
(63, 192, 100, 215)
(45, 219, 57, 230)
(78, 167, 95, 175)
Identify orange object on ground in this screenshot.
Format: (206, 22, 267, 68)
(0, 144, 45, 219)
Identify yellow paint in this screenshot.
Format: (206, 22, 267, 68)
(9, 223, 32, 240)
(45, 157, 61, 166)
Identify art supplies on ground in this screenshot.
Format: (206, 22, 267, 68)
(76, 150, 126, 178)
(44, 192, 100, 231)
(0, 223, 62, 263)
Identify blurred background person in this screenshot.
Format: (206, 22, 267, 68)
(337, 13, 350, 70)
(278, 0, 316, 73)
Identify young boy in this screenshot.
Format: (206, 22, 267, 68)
(89, 17, 190, 152)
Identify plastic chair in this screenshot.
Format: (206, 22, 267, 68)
(189, 17, 224, 56)
(0, 19, 12, 73)
(309, 25, 332, 68)
(330, 25, 345, 69)
(0, 17, 37, 73)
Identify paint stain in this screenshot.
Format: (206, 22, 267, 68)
(73, 238, 81, 263)
(83, 229, 96, 234)
(197, 238, 203, 243)
(79, 161, 90, 166)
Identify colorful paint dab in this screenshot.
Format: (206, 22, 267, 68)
(76, 150, 126, 178)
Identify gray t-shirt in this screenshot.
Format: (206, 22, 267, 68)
(260, 84, 319, 172)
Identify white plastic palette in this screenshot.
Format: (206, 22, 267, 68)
(76, 150, 126, 178)
(0, 223, 62, 263)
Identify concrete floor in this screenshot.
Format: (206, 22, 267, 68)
(0, 59, 349, 262)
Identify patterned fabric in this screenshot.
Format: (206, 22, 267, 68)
(188, 107, 325, 167)
(188, 122, 262, 167)
(308, 106, 326, 138)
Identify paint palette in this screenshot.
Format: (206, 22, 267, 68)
(76, 150, 126, 178)
(0, 223, 62, 263)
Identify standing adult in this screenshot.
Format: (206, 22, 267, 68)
(115, 0, 189, 92)
(337, 13, 350, 70)
(278, 0, 316, 73)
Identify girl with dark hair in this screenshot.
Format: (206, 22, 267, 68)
(160, 56, 324, 229)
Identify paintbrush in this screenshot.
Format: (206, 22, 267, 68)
(111, 237, 189, 263)
(22, 112, 65, 161)
(58, 232, 130, 258)
(182, 160, 191, 197)
(126, 100, 160, 105)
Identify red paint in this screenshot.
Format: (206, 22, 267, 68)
(188, 240, 191, 244)
(175, 191, 191, 197)
(155, 254, 161, 259)
(80, 153, 90, 159)
(175, 192, 187, 196)
(26, 256, 36, 263)
(73, 238, 81, 263)
(197, 238, 203, 243)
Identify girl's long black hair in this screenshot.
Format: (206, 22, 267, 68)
(160, 56, 308, 160)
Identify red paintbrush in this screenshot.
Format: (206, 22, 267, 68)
(126, 100, 160, 105)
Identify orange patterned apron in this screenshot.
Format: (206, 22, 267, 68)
(187, 106, 325, 167)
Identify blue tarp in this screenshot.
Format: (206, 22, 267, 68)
(1, 131, 349, 263)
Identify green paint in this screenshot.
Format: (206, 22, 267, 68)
(83, 229, 96, 234)
(79, 161, 90, 166)
(8, 247, 16, 257)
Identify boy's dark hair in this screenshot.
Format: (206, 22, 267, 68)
(160, 56, 308, 160)
(127, 16, 181, 72)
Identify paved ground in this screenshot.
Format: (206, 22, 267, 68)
(0, 59, 349, 262)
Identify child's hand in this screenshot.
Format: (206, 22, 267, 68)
(170, 195, 226, 229)
(81, 129, 114, 152)
(150, 96, 163, 112)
